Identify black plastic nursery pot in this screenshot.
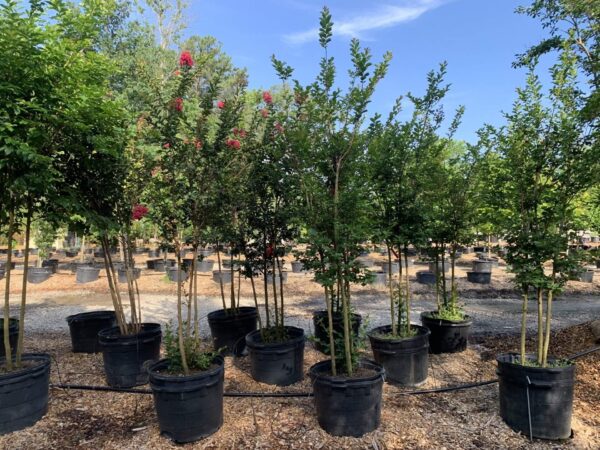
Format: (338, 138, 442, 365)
(371, 271, 388, 285)
(291, 261, 305, 273)
(118, 267, 141, 283)
(66, 311, 117, 353)
(416, 270, 436, 285)
(98, 324, 162, 387)
(245, 326, 306, 386)
(309, 359, 384, 437)
(0, 269, 4, 281)
(0, 318, 18, 359)
(496, 353, 575, 440)
(368, 324, 430, 386)
(0, 261, 16, 270)
(41, 259, 59, 274)
(312, 310, 362, 354)
(420, 312, 472, 354)
(148, 249, 160, 258)
(166, 267, 188, 282)
(466, 271, 491, 284)
(197, 260, 214, 272)
(27, 267, 52, 284)
(212, 270, 232, 284)
(0, 353, 51, 435)
(76, 266, 100, 283)
(146, 259, 157, 270)
(207, 307, 258, 354)
(472, 259, 493, 273)
(148, 356, 225, 444)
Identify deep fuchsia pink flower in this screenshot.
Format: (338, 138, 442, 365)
(163, 143, 170, 149)
(262, 91, 273, 105)
(132, 204, 149, 221)
(226, 139, 241, 150)
(233, 128, 247, 138)
(173, 97, 184, 112)
(260, 108, 269, 118)
(179, 51, 194, 68)
(194, 138, 203, 150)
(275, 122, 284, 133)
(217, 100, 225, 109)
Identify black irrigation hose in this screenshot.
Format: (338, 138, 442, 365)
(49, 345, 600, 398)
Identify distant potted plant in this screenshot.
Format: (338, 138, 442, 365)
(365, 67, 463, 384)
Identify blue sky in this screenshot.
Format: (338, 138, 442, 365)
(177, 0, 552, 143)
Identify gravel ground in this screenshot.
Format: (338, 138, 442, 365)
(7, 290, 600, 341)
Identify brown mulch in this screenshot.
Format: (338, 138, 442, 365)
(0, 322, 598, 449)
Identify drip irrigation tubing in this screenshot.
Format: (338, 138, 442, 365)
(49, 345, 600, 398)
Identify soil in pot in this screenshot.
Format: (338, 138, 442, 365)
(98, 324, 162, 387)
(207, 307, 258, 354)
(0, 353, 51, 435)
(27, 267, 52, 284)
(76, 266, 100, 284)
(0, 318, 18, 359)
(420, 312, 472, 354)
(416, 270, 436, 285)
(66, 311, 117, 353)
(149, 356, 225, 443)
(496, 353, 575, 440)
(245, 326, 306, 386)
(118, 267, 141, 283)
(466, 271, 491, 284)
(312, 311, 362, 354)
(368, 324, 429, 386)
(309, 359, 384, 437)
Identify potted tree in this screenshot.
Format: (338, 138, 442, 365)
(1, 0, 125, 433)
(491, 54, 596, 439)
(421, 139, 479, 354)
(275, 7, 390, 436)
(242, 84, 306, 386)
(365, 71, 454, 385)
(141, 23, 250, 439)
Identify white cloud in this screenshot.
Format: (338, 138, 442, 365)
(284, 0, 446, 45)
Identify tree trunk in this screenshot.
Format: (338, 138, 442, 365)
(175, 242, 189, 375)
(16, 201, 32, 367)
(3, 209, 15, 371)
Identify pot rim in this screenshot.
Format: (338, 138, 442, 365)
(496, 352, 575, 371)
(98, 323, 161, 341)
(367, 324, 430, 342)
(66, 310, 116, 323)
(309, 359, 384, 384)
(246, 325, 306, 349)
(420, 311, 473, 326)
(148, 356, 224, 382)
(0, 353, 51, 380)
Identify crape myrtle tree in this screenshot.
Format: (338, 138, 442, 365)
(274, 7, 392, 375)
(241, 82, 302, 341)
(145, 42, 249, 374)
(490, 46, 596, 367)
(368, 63, 466, 333)
(427, 141, 481, 320)
(0, 0, 126, 369)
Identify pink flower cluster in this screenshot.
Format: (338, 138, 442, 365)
(173, 97, 184, 112)
(217, 100, 225, 109)
(233, 128, 247, 138)
(262, 91, 273, 105)
(179, 51, 194, 68)
(132, 204, 149, 221)
(226, 139, 241, 150)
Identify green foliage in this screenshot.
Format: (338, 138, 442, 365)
(163, 324, 218, 373)
(33, 219, 58, 261)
